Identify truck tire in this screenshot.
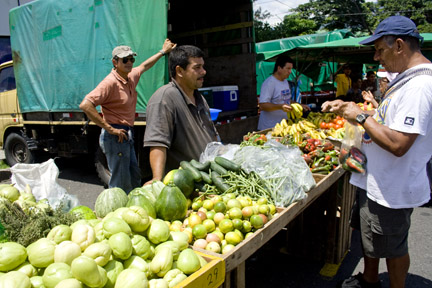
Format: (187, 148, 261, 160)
(4, 132, 34, 166)
(95, 146, 110, 187)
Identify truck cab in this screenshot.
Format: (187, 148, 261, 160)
(0, 60, 29, 165)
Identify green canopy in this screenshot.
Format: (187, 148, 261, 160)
(256, 30, 354, 94)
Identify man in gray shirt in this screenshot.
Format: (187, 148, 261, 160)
(144, 45, 219, 182)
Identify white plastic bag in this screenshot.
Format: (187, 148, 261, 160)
(199, 141, 240, 162)
(10, 158, 79, 211)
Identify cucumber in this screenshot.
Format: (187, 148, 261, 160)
(199, 171, 212, 185)
(190, 159, 211, 171)
(214, 156, 241, 172)
(210, 161, 228, 175)
(180, 161, 202, 182)
(210, 171, 231, 193)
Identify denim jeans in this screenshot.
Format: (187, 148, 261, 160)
(99, 126, 141, 193)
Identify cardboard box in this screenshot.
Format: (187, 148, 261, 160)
(207, 86, 239, 111)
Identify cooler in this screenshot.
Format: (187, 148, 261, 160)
(198, 88, 214, 108)
(207, 86, 239, 111)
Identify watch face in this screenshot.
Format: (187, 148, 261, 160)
(356, 113, 367, 124)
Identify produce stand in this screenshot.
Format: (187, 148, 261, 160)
(193, 166, 356, 288)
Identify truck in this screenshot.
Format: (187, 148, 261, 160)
(0, 0, 258, 185)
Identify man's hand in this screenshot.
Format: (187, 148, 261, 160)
(281, 104, 293, 112)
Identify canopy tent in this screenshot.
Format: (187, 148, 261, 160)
(263, 33, 432, 95)
(256, 30, 354, 95)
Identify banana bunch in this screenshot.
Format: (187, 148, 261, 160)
(306, 112, 337, 127)
(325, 127, 346, 139)
(288, 103, 303, 120)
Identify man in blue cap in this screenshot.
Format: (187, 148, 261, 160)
(322, 15, 432, 288)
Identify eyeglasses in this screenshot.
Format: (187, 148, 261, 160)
(120, 57, 135, 64)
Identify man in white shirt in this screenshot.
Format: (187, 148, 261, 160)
(257, 55, 309, 131)
(323, 15, 432, 288)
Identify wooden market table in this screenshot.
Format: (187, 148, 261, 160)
(194, 166, 356, 288)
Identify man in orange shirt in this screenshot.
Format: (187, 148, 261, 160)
(80, 39, 176, 193)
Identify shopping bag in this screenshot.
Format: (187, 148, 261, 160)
(10, 158, 79, 211)
(339, 122, 367, 174)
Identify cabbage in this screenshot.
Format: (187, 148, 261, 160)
(102, 217, 131, 239)
(13, 261, 38, 278)
(121, 206, 150, 233)
(69, 205, 97, 220)
(27, 238, 56, 268)
(103, 260, 123, 288)
(123, 255, 151, 278)
(71, 224, 96, 251)
(71, 256, 106, 287)
(130, 234, 153, 260)
(0, 242, 27, 271)
(114, 268, 148, 288)
(47, 224, 72, 244)
(18, 192, 36, 203)
(54, 278, 83, 288)
(83, 242, 112, 267)
(0, 185, 20, 202)
(176, 248, 201, 275)
(29, 276, 44, 288)
(149, 278, 169, 288)
(150, 246, 173, 277)
(0, 271, 31, 288)
(146, 219, 170, 245)
(54, 241, 81, 265)
(151, 181, 166, 198)
(42, 263, 73, 288)
(163, 268, 187, 287)
(108, 232, 132, 260)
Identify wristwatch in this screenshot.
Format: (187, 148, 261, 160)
(159, 49, 166, 56)
(356, 113, 370, 125)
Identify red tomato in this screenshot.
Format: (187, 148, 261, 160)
(328, 123, 335, 129)
(334, 124, 342, 130)
(320, 122, 328, 129)
(336, 119, 344, 126)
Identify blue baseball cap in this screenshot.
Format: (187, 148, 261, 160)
(359, 15, 423, 45)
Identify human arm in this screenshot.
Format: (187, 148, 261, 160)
(321, 100, 417, 156)
(362, 90, 379, 108)
(79, 98, 128, 142)
(259, 102, 292, 112)
(136, 39, 176, 74)
(144, 146, 167, 185)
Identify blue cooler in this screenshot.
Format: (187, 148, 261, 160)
(208, 86, 239, 111)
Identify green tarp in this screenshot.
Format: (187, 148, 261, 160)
(256, 30, 354, 94)
(9, 0, 168, 113)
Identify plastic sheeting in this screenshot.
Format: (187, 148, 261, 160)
(9, 0, 168, 113)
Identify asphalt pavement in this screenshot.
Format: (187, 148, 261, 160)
(1, 151, 431, 287)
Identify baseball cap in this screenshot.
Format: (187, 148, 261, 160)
(112, 45, 137, 59)
(359, 15, 423, 45)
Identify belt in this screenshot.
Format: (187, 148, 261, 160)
(110, 124, 132, 131)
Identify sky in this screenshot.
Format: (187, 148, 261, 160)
(254, 0, 376, 26)
(253, 0, 309, 26)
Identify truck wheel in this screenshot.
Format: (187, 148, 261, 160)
(95, 147, 110, 187)
(4, 133, 34, 166)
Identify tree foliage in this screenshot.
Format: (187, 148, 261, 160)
(254, 0, 432, 42)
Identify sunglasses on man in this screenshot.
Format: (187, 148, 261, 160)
(115, 56, 135, 64)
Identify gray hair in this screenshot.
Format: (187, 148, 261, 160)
(382, 35, 421, 51)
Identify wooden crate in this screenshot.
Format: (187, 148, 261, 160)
(282, 171, 356, 264)
(193, 166, 347, 288)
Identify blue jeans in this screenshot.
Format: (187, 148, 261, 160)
(99, 126, 141, 193)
